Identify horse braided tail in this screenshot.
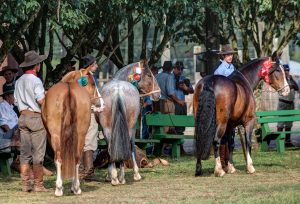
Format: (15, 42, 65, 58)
(61, 83, 76, 178)
(110, 88, 131, 162)
(195, 77, 216, 160)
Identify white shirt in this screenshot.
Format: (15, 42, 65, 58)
(14, 74, 45, 113)
(0, 100, 18, 134)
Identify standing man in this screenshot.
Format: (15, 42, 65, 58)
(277, 64, 299, 147)
(214, 44, 237, 172)
(173, 61, 194, 135)
(79, 55, 100, 182)
(156, 61, 185, 133)
(14, 50, 48, 192)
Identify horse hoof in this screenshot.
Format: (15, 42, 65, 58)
(105, 175, 112, 182)
(119, 178, 126, 185)
(55, 188, 63, 197)
(247, 165, 256, 174)
(71, 187, 82, 195)
(227, 163, 236, 174)
(214, 169, 226, 177)
(111, 179, 120, 186)
(133, 173, 142, 181)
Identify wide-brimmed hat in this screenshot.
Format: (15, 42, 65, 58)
(0, 66, 18, 76)
(82, 55, 96, 68)
(283, 64, 290, 71)
(174, 61, 184, 69)
(162, 61, 173, 71)
(218, 44, 237, 55)
(19, 50, 47, 68)
(0, 85, 14, 96)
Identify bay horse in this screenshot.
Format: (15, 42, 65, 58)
(97, 60, 160, 185)
(193, 56, 290, 177)
(42, 67, 101, 196)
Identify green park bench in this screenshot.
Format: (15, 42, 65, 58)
(256, 109, 300, 153)
(145, 112, 194, 159)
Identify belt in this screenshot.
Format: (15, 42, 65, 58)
(20, 110, 41, 115)
(279, 99, 294, 105)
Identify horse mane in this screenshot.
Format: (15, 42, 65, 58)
(239, 57, 267, 72)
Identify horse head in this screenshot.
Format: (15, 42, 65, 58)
(61, 68, 102, 106)
(114, 60, 161, 101)
(258, 56, 290, 96)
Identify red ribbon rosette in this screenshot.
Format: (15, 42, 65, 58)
(133, 73, 141, 81)
(258, 60, 272, 83)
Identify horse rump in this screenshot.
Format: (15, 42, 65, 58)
(194, 77, 216, 160)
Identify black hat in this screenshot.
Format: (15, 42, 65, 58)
(283, 64, 290, 71)
(175, 61, 184, 69)
(82, 55, 96, 68)
(19, 50, 47, 68)
(0, 66, 18, 76)
(1, 85, 14, 96)
(162, 61, 173, 71)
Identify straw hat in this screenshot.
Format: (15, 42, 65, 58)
(0, 66, 18, 76)
(19, 50, 47, 68)
(218, 44, 237, 55)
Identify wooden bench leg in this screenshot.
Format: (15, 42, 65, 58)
(260, 140, 269, 152)
(0, 158, 12, 177)
(171, 143, 180, 159)
(276, 133, 285, 154)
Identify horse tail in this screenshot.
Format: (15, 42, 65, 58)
(109, 89, 131, 162)
(194, 77, 216, 160)
(61, 83, 76, 178)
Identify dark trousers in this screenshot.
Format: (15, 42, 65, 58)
(174, 103, 187, 134)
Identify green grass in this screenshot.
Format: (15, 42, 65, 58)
(1, 148, 300, 203)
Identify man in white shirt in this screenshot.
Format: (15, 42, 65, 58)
(0, 85, 18, 150)
(15, 50, 48, 192)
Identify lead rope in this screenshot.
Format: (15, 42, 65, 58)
(89, 71, 105, 112)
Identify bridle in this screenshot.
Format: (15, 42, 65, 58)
(127, 63, 160, 97)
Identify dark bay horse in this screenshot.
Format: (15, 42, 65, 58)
(193, 56, 289, 177)
(42, 67, 100, 196)
(97, 60, 160, 185)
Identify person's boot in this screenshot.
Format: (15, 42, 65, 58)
(20, 164, 32, 192)
(32, 164, 49, 192)
(284, 128, 295, 148)
(82, 150, 100, 182)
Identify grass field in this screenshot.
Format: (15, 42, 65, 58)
(1, 148, 300, 204)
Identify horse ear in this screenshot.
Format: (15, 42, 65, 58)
(271, 51, 282, 62)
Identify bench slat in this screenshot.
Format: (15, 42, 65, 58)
(257, 116, 300, 123)
(146, 113, 194, 127)
(256, 109, 300, 117)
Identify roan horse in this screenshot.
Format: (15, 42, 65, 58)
(42, 67, 100, 196)
(193, 56, 290, 177)
(97, 60, 160, 185)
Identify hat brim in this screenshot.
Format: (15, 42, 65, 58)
(19, 55, 47, 68)
(0, 68, 18, 76)
(0, 90, 14, 96)
(218, 51, 237, 55)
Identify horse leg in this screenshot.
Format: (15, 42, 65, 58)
(226, 129, 237, 174)
(214, 126, 226, 177)
(195, 158, 202, 176)
(244, 120, 256, 174)
(71, 163, 81, 195)
(118, 161, 126, 185)
(130, 135, 141, 181)
(55, 160, 64, 196)
(109, 163, 120, 186)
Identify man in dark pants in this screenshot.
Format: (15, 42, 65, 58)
(277, 64, 299, 147)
